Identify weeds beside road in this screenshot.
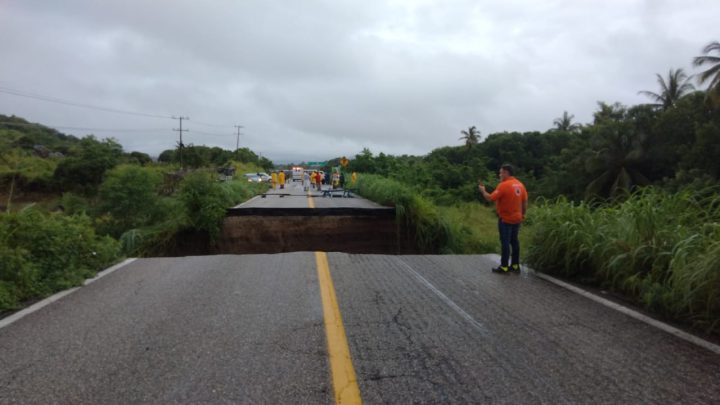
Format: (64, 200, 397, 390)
(527, 187, 720, 334)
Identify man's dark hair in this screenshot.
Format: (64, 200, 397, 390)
(500, 164, 514, 176)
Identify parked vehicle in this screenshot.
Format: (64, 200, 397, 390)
(244, 172, 271, 183)
(292, 166, 304, 182)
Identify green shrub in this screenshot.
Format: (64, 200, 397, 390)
(0, 207, 120, 311)
(52, 136, 123, 195)
(118, 197, 185, 256)
(178, 171, 232, 240)
(60, 192, 91, 215)
(97, 164, 163, 236)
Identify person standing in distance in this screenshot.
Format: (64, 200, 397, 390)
(478, 164, 528, 273)
(278, 170, 285, 189)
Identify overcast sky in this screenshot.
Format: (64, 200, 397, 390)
(1, 0, 718, 163)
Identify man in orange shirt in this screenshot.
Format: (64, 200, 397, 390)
(479, 164, 528, 273)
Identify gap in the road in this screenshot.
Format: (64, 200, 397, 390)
(155, 211, 428, 256)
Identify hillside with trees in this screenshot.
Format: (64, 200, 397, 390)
(0, 117, 271, 311)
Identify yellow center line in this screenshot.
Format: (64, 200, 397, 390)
(315, 251, 362, 405)
(307, 190, 316, 208)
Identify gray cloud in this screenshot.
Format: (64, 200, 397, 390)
(1, 0, 718, 162)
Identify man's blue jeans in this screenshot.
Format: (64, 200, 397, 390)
(498, 219, 520, 267)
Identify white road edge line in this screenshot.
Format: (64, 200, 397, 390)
(396, 258, 489, 336)
(0, 258, 137, 330)
(483, 254, 720, 355)
(233, 194, 262, 208)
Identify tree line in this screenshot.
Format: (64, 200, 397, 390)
(0, 116, 273, 206)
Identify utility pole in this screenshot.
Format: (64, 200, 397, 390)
(172, 116, 189, 169)
(234, 124, 244, 157)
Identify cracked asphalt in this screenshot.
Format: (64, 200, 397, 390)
(1, 253, 719, 404)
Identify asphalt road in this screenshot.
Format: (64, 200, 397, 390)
(233, 182, 387, 210)
(1, 253, 719, 404)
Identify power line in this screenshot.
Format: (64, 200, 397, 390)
(0, 86, 173, 119)
(0, 121, 167, 132)
(192, 120, 233, 128)
(190, 129, 232, 137)
(0, 86, 238, 130)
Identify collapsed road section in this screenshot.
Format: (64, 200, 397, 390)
(217, 184, 411, 254)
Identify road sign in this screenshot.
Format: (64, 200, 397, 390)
(306, 161, 327, 166)
(340, 157, 349, 167)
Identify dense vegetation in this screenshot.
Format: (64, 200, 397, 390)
(0, 117, 269, 312)
(0, 208, 119, 309)
(527, 188, 720, 331)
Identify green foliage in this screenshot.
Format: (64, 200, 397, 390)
(638, 68, 695, 110)
(0, 114, 80, 153)
(442, 203, 530, 255)
(119, 172, 267, 256)
(229, 160, 266, 176)
(527, 188, 720, 332)
(459, 126, 480, 149)
(0, 149, 57, 210)
(0, 207, 120, 311)
(96, 165, 163, 237)
(118, 197, 186, 257)
(124, 151, 153, 166)
(158, 145, 273, 171)
(53, 136, 123, 195)
(178, 171, 232, 240)
(355, 174, 494, 254)
(60, 192, 91, 215)
(693, 40, 720, 95)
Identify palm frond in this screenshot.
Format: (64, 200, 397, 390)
(697, 64, 720, 84)
(693, 55, 720, 67)
(701, 41, 720, 54)
(637, 90, 663, 103)
(656, 73, 670, 94)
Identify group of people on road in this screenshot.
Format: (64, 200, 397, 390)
(270, 170, 291, 190)
(301, 170, 324, 191)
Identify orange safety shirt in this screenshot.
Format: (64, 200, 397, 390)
(490, 176, 528, 224)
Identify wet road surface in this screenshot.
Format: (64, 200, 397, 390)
(1, 253, 719, 404)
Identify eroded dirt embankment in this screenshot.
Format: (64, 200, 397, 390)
(216, 213, 415, 254)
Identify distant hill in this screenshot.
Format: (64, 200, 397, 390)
(0, 114, 82, 154)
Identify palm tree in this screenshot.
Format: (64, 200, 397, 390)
(584, 121, 649, 199)
(693, 41, 720, 102)
(593, 102, 626, 124)
(552, 111, 581, 132)
(459, 126, 480, 149)
(638, 68, 695, 110)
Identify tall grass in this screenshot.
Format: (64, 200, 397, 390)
(355, 174, 495, 253)
(527, 187, 720, 332)
(443, 202, 532, 257)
